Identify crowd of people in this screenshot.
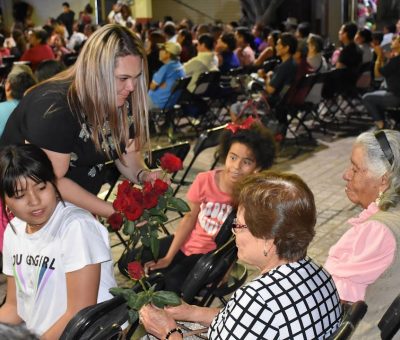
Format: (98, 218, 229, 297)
(0, 1, 398, 339)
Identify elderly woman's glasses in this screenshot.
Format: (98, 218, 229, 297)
(232, 218, 248, 234)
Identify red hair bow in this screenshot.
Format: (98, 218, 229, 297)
(226, 116, 257, 133)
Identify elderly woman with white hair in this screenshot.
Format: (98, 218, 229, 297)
(325, 129, 400, 339)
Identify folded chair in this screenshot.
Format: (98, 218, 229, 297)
(328, 301, 368, 340)
(378, 292, 400, 340)
(173, 124, 227, 196)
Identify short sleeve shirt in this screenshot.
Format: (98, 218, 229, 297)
(0, 81, 133, 194)
(148, 60, 185, 109)
(180, 170, 233, 256)
(2, 202, 116, 335)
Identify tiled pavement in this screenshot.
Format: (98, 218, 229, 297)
(0, 132, 363, 313)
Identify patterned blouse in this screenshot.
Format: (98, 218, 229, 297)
(208, 257, 342, 339)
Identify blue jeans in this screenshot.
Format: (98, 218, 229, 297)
(362, 90, 400, 122)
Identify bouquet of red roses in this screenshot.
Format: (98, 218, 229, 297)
(107, 153, 190, 323)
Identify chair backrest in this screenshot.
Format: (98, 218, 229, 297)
(162, 76, 192, 110)
(192, 124, 227, 156)
(145, 141, 191, 180)
(378, 292, 400, 340)
(180, 237, 238, 305)
(60, 296, 128, 340)
(174, 124, 227, 195)
(328, 301, 368, 340)
(285, 73, 319, 107)
(193, 71, 221, 97)
(60, 273, 165, 340)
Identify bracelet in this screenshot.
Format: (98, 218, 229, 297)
(165, 327, 183, 339)
(136, 168, 148, 184)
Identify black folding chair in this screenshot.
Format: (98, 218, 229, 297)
(150, 76, 192, 141)
(60, 273, 165, 340)
(182, 71, 223, 131)
(180, 236, 247, 307)
(173, 124, 227, 196)
(60, 296, 128, 340)
(328, 301, 368, 340)
(379, 293, 400, 340)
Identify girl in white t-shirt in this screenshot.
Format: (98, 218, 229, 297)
(119, 118, 276, 293)
(0, 144, 116, 339)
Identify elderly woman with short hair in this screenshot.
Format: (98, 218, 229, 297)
(325, 130, 400, 338)
(140, 171, 342, 340)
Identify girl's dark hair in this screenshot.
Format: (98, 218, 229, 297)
(218, 122, 276, 170)
(0, 144, 63, 225)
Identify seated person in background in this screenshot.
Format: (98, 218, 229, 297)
(234, 27, 255, 67)
(119, 120, 276, 294)
(176, 28, 196, 63)
(295, 21, 311, 57)
(215, 32, 240, 74)
(263, 33, 298, 106)
(183, 33, 219, 92)
(254, 30, 280, 67)
(230, 33, 297, 122)
(34, 59, 66, 82)
(0, 34, 10, 64)
(20, 27, 55, 71)
(0, 144, 116, 339)
(148, 41, 185, 110)
(362, 34, 400, 130)
(0, 65, 36, 137)
(355, 28, 373, 64)
(307, 33, 328, 73)
(324, 22, 362, 99)
(140, 171, 342, 340)
(325, 130, 400, 338)
(336, 22, 363, 74)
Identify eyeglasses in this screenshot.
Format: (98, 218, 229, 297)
(232, 218, 248, 235)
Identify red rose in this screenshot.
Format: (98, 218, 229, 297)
(107, 212, 124, 231)
(127, 261, 145, 280)
(160, 153, 183, 173)
(124, 198, 144, 221)
(130, 187, 143, 204)
(143, 191, 158, 209)
(143, 181, 153, 194)
(117, 180, 132, 195)
(113, 194, 130, 212)
(153, 179, 169, 195)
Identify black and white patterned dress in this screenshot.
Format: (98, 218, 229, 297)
(208, 257, 342, 339)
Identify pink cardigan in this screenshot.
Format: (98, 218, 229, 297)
(325, 202, 396, 302)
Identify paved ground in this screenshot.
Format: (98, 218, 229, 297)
(0, 125, 364, 314)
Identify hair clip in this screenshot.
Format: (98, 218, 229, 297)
(226, 116, 258, 133)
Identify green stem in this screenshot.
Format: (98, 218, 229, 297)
(138, 278, 147, 291)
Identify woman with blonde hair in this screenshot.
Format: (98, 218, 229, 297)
(0, 24, 156, 219)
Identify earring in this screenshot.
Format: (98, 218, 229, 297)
(263, 241, 269, 257)
(375, 191, 383, 206)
